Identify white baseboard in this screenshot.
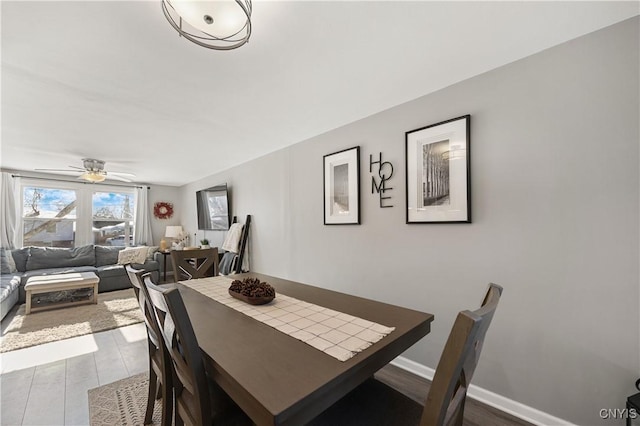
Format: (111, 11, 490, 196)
(390, 356, 576, 426)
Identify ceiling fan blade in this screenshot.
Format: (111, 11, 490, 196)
(109, 171, 136, 177)
(106, 173, 133, 182)
(34, 168, 81, 173)
(68, 166, 86, 171)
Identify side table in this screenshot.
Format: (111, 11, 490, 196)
(159, 250, 172, 283)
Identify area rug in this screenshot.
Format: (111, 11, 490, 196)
(88, 373, 162, 426)
(1, 288, 143, 353)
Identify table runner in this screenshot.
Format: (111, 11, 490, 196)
(180, 276, 395, 361)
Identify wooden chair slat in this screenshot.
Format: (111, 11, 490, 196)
(170, 248, 219, 282)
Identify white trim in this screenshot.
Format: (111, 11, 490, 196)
(390, 356, 576, 426)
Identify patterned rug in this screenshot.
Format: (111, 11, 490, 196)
(1, 289, 143, 352)
(88, 373, 162, 426)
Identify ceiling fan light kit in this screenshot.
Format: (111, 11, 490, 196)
(79, 171, 106, 183)
(161, 0, 252, 50)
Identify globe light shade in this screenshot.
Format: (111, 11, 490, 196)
(162, 0, 252, 50)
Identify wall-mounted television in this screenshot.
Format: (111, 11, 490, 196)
(196, 184, 231, 230)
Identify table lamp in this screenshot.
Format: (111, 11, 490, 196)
(161, 225, 184, 251)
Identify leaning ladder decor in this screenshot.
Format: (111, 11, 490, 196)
(231, 214, 251, 273)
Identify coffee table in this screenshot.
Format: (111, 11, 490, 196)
(25, 272, 100, 314)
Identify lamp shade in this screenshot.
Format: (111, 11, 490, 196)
(165, 226, 184, 238)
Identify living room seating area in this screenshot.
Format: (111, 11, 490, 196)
(0, 245, 160, 321)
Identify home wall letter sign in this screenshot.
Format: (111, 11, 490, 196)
(370, 152, 393, 208)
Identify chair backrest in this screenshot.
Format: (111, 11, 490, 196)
(421, 283, 503, 426)
(142, 275, 212, 426)
(171, 247, 219, 282)
(125, 264, 162, 349)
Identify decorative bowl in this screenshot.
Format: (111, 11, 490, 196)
(229, 277, 276, 305)
(228, 289, 275, 305)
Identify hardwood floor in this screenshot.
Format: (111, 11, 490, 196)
(0, 323, 149, 425)
(375, 365, 533, 426)
(1, 322, 531, 426)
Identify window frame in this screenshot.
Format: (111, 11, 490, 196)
(19, 179, 137, 248)
(92, 190, 136, 247)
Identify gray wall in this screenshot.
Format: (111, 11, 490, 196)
(149, 185, 182, 246)
(179, 18, 639, 424)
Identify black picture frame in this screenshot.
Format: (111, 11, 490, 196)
(405, 115, 471, 223)
(323, 146, 361, 225)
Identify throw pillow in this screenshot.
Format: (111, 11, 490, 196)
(0, 248, 17, 274)
(95, 246, 125, 267)
(11, 247, 29, 272)
(117, 246, 149, 265)
(146, 246, 159, 260)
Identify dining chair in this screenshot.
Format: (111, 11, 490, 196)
(142, 275, 252, 426)
(125, 265, 173, 426)
(309, 283, 503, 426)
(170, 247, 219, 282)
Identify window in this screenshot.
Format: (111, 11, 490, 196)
(20, 181, 136, 248)
(22, 187, 77, 248)
(92, 192, 134, 247)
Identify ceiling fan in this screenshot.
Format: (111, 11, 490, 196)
(35, 158, 136, 183)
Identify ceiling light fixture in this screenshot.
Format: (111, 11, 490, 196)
(79, 171, 107, 183)
(79, 158, 107, 182)
(161, 0, 252, 50)
(78, 158, 107, 183)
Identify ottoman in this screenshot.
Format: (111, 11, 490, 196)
(25, 272, 100, 314)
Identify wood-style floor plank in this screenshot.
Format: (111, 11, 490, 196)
(0, 366, 34, 425)
(0, 322, 533, 426)
(376, 364, 534, 426)
(22, 360, 66, 425)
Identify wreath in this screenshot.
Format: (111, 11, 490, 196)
(153, 202, 174, 219)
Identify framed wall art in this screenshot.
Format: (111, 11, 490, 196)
(323, 146, 360, 225)
(405, 115, 471, 223)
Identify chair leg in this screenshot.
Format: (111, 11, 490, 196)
(160, 377, 173, 426)
(145, 364, 158, 425)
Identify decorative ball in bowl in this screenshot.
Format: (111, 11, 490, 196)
(229, 278, 276, 305)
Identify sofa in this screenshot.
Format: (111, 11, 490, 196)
(0, 245, 160, 321)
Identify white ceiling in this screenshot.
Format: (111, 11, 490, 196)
(2, 1, 638, 187)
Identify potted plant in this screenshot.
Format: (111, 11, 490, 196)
(200, 238, 210, 249)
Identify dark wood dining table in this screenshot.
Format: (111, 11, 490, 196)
(177, 272, 434, 426)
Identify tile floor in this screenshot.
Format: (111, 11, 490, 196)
(0, 323, 149, 426)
